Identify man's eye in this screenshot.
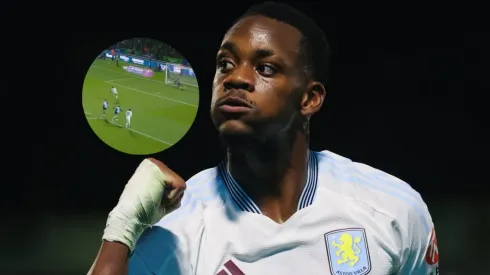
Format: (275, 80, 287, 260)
(256, 64, 277, 76)
(218, 60, 234, 71)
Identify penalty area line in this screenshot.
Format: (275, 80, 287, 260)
(85, 116, 172, 145)
(104, 81, 198, 107)
(106, 118, 173, 145)
(106, 77, 136, 82)
(111, 122, 173, 145)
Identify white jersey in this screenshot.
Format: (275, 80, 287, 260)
(126, 110, 132, 119)
(103, 101, 108, 109)
(111, 87, 118, 94)
(129, 150, 439, 275)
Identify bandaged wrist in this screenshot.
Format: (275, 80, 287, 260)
(102, 159, 167, 251)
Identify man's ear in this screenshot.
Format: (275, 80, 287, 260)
(300, 81, 326, 117)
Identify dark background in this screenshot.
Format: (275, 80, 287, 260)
(7, 2, 488, 275)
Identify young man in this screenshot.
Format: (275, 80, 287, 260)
(112, 105, 121, 123)
(173, 77, 183, 90)
(89, 3, 439, 275)
(125, 108, 132, 128)
(110, 86, 118, 100)
(102, 99, 108, 118)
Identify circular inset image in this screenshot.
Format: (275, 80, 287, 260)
(82, 38, 200, 155)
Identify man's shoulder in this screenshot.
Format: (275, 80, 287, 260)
(315, 150, 429, 222)
(185, 165, 225, 203)
(131, 166, 222, 262)
(152, 165, 224, 227)
(186, 166, 220, 186)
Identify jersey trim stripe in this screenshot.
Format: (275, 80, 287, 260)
(218, 163, 261, 214)
(218, 150, 319, 214)
(298, 151, 319, 210)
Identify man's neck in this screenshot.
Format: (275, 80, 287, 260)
(225, 131, 309, 223)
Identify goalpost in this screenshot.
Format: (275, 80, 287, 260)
(164, 63, 199, 92)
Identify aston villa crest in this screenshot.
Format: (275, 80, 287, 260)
(324, 228, 372, 275)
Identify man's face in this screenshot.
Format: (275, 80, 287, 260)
(211, 15, 310, 139)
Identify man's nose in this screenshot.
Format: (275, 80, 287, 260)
(223, 64, 255, 92)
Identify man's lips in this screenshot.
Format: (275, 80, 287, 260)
(217, 96, 253, 113)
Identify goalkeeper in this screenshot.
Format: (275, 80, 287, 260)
(173, 77, 183, 89)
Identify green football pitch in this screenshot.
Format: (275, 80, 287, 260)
(82, 59, 200, 155)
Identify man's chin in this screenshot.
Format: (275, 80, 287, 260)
(218, 120, 254, 136)
(218, 122, 260, 150)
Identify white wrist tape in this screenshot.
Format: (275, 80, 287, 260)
(103, 159, 168, 251)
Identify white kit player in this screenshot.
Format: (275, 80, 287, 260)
(110, 86, 118, 100)
(112, 105, 121, 122)
(89, 3, 439, 275)
(102, 100, 109, 117)
(125, 108, 132, 128)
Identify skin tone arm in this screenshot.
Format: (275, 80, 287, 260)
(87, 241, 129, 275)
(87, 158, 186, 275)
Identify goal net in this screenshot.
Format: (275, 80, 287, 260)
(164, 63, 199, 92)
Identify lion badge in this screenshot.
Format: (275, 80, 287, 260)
(325, 228, 371, 275)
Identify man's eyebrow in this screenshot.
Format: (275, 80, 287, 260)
(219, 41, 238, 55)
(254, 48, 275, 59)
(219, 41, 277, 59)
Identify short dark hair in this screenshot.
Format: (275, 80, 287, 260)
(237, 2, 331, 87)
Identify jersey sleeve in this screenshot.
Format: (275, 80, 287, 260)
(398, 199, 439, 275)
(128, 193, 204, 275)
(128, 250, 160, 275)
(128, 226, 193, 275)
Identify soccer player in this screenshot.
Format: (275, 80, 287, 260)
(112, 105, 121, 123)
(88, 3, 439, 275)
(110, 86, 118, 100)
(102, 99, 108, 117)
(125, 108, 132, 128)
(173, 77, 183, 90)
